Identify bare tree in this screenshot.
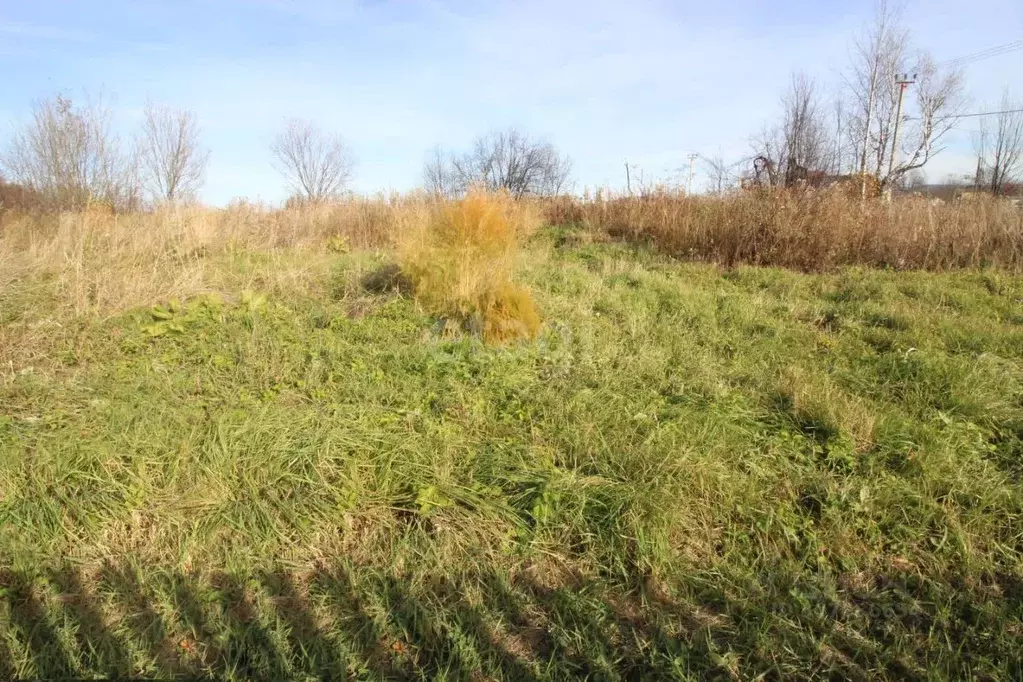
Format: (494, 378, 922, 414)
(753, 73, 834, 186)
(833, 97, 852, 175)
(845, 1, 965, 190)
(270, 119, 355, 203)
(423, 145, 451, 197)
(701, 154, 741, 195)
(1, 93, 136, 210)
(425, 129, 571, 198)
(137, 102, 209, 203)
(878, 55, 963, 185)
(974, 90, 1023, 195)
(783, 73, 835, 181)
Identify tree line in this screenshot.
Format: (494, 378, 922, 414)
(0, 93, 571, 211)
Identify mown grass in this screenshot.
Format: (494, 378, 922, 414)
(1, 220, 1023, 679)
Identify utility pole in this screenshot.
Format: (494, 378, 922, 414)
(887, 73, 917, 187)
(686, 153, 698, 195)
(625, 161, 632, 195)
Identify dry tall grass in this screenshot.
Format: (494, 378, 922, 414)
(3, 187, 1020, 332)
(398, 191, 541, 343)
(0, 191, 546, 368)
(547, 188, 1023, 271)
(0, 197, 434, 373)
(0, 196, 425, 318)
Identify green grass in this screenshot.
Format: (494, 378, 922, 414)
(2, 226, 1022, 679)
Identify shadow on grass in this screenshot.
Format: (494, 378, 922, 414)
(259, 569, 349, 679)
(48, 566, 134, 677)
(98, 560, 186, 676)
(1, 561, 1021, 680)
(0, 569, 76, 679)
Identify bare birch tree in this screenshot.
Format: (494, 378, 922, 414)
(137, 103, 209, 203)
(878, 54, 963, 185)
(270, 119, 355, 203)
(845, 1, 965, 190)
(848, 0, 904, 191)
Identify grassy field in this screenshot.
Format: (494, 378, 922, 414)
(1, 208, 1023, 679)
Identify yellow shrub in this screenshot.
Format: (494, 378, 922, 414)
(481, 282, 542, 344)
(398, 191, 541, 343)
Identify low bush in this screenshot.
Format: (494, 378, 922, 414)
(398, 190, 541, 343)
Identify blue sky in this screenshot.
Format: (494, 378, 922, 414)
(1, 0, 1020, 204)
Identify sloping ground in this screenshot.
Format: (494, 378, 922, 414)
(2, 231, 1022, 679)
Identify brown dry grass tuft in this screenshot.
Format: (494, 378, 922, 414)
(546, 188, 1023, 271)
(398, 190, 542, 344)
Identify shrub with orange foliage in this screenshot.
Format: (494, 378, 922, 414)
(398, 191, 541, 343)
(479, 282, 541, 344)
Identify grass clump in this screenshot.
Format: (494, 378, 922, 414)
(399, 191, 541, 343)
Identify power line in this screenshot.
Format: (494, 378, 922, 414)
(940, 40, 1023, 66)
(938, 39, 1023, 67)
(948, 108, 1023, 119)
(905, 108, 1023, 121)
